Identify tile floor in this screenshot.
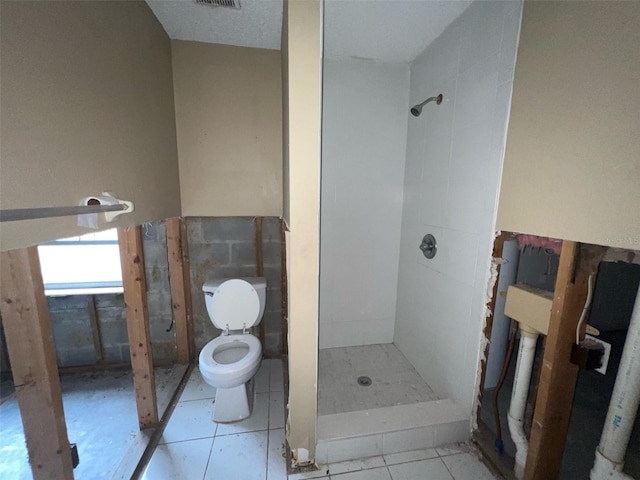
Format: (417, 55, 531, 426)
(318, 344, 438, 415)
(142, 359, 499, 480)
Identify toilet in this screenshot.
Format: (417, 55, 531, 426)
(199, 277, 266, 423)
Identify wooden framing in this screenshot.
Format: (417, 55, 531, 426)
(118, 226, 158, 429)
(524, 241, 588, 479)
(255, 217, 266, 348)
(166, 217, 194, 363)
(0, 247, 74, 480)
(87, 295, 104, 363)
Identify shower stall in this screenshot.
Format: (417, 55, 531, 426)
(317, 0, 524, 463)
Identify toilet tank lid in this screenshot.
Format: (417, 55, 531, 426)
(202, 277, 266, 293)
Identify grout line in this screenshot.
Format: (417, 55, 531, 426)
(202, 434, 215, 480)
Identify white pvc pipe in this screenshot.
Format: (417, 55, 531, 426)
(590, 283, 640, 480)
(508, 326, 539, 480)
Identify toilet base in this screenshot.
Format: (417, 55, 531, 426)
(212, 379, 254, 423)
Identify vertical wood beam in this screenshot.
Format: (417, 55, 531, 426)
(280, 218, 289, 355)
(255, 217, 265, 349)
(87, 295, 104, 363)
(524, 240, 586, 479)
(118, 226, 158, 429)
(166, 217, 194, 364)
(0, 247, 74, 480)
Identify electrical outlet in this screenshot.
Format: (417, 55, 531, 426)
(586, 334, 611, 375)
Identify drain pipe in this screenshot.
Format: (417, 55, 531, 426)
(508, 325, 539, 480)
(590, 283, 640, 480)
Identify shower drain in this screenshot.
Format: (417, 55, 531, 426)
(357, 376, 372, 387)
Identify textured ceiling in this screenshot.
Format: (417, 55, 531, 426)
(146, 0, 471, 62)
(145, 0, 283, 51)
(325, 0, 472, 63)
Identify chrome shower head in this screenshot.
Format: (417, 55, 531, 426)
(410, 94, 443, 117)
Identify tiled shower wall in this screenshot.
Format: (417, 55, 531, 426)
(319, 57, 409, 349)
(394, 1, 523, 413)
(186, 217, 283, 356)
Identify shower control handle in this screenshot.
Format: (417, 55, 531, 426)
(419, 234, 437, 259)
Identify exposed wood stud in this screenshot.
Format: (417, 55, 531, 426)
(87, 295, 104, 363)
(524, 241, 588, 480)
(255, 217, 265, 349)
(118, 226, 158, 429)
(0, 247, 74, 480)
(476, 232, 506, 419)
(166, 217, 194, 364)
(280, 218, 289, 355)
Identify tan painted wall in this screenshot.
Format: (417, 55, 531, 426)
(0, 1, 181, 251)
(497, 1, 640, 250)
(172, 41, 283, 217)
(282, 0, 322, 465)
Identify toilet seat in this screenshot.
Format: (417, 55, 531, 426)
(209, 279, 260, 331)
(199, 334, 262, 389)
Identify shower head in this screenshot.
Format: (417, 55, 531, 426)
(410, 94, 443, 117)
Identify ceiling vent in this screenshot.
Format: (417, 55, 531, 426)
(194, 0, 241, 9)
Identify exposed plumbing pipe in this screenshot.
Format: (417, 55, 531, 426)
(590, 283, 640, 480)
(508, 325, 539, 480)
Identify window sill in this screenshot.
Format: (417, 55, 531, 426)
(44, 286, 124, 297)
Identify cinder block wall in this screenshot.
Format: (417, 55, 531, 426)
(29, 220, 175, 368)
(186, 217, 284, 357)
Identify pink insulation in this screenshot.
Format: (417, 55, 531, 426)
(515, 234, 563, 255)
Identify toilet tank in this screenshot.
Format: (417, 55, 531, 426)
(202, 277, 267, 328)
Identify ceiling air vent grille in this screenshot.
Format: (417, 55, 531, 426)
(194, 0, 241, 9)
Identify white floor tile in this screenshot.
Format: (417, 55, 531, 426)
(267, 428, 287, 480)
(270, 359, 284, 392)
(332, 466, 392, 480)
(269, 390, 285, 429)
(141, 437, 213, 480)
(388, 458, 453, 480)
(205, 431, 268, 480)
(215, 392, 269, 436)
(440, 453, 497, 480)
(435, 444, 466, 457)
(328, 455, 386, 475)
(256, 360, 271, 394)
(160, 398, 216, 444)
(383, 448, 439, 466)
(180, 366, 216, 402)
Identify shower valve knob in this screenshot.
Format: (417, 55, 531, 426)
(419, 234, 437, 259)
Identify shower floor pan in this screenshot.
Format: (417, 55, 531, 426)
(316, 344, 469, 464)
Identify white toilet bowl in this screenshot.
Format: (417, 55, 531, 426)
(198, 278, 266, 423)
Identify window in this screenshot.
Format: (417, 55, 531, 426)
(38, 229, 123, 295)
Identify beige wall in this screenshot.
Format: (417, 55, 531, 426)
(497, 1, 640, 250)
(282, 0, 322, 465)
(172, 41, 283, 217)
(0, 1, 181, 251)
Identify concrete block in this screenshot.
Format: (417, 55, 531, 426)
(141, 220, 166, 244)
(149, 314, 175, 343)
(96, 307, 126, 324)
(230, 242, 257, 267)
(264, 310, 283, 334)
(146, 265, 170, 292)
(266, 287, 282, 313)
(95, 294, 125, 309)
(103, 345, 125, 363)
(201, 217, 256, 243)
(186, 217, 205, 244)
(262, 242, 281, 267)
(147, 292, 172, 319)
(99, 319, 129, 346)
(47, 295, 89, 312)
(151, 342, 177, 364)
(261, 217, 282, 243)
(264, 267, 282, 291)
(58, 347, 97, 367)
(143, 243, 169, 267)
(189, 243, 231, 269)
(265, 333, 282, 356)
